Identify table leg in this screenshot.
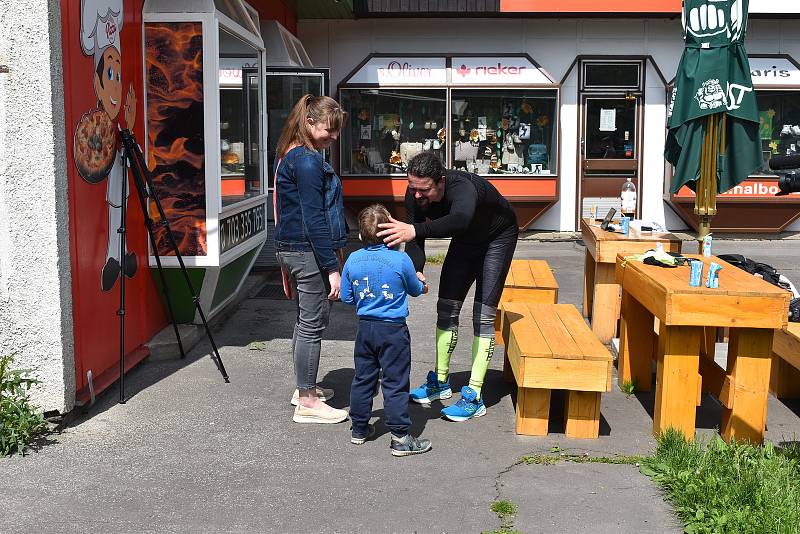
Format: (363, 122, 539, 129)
(591, 262, 620, 343)
(721, 328, 773, 444)
(516, 387, 550, 436)
(583, 249, 595, 318)
(618, 291, 654, 392)
(653, 325, 702, 439)
(771, 354, 800, 399)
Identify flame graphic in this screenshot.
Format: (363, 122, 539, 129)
(145, 22, 206, 257)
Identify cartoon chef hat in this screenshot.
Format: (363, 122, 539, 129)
(80, 0, 124, 63)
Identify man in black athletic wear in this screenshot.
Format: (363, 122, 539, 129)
(377, 152, 518, 421)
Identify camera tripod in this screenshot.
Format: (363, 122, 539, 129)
(115, 127, 229, 404)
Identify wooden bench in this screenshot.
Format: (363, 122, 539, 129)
(495, 260, 559, 343)
(502, 303, 613, 439)
(770, 323, 800, 398)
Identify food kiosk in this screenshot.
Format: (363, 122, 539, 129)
(143, 0, 267, 322)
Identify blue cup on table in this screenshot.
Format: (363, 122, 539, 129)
(620, 216, 630, 236)
(689, 260, 704, 287)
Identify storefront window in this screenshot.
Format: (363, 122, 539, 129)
(755, 90, 800, 175)
(219, 28, 262, 207)
(340, 89, 447, 175)
(584, 98, 637, 160)
(451, 90, 557, 175)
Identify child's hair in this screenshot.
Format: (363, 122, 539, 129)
(358, 204, 391, 246)
(276, 94, 346, 157)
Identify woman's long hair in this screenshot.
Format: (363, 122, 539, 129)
(276, 94, 346, 158)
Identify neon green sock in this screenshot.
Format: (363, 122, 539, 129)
(468, 335, 496, 399)
(435, 327, 458, 383)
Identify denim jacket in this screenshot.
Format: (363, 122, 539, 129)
(274, 146, 348, 272)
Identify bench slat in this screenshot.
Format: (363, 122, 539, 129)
(510, 261, 536, 289)
(507, 316, 552, 359)
(554, 305, 613, 362)
(527, 304, 583, 359)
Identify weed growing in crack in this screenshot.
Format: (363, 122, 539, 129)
(520, 453, 647, 466)
(483, 499, 520, 534)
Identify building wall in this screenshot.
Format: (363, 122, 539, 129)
(0, 0, 75, 413)
(299, 17, 800, 231)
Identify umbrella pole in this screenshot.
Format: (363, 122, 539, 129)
(696, 114, 720, 252)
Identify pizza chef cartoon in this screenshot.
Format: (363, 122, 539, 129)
(76, 0, 137, 291)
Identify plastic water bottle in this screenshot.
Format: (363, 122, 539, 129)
(621, 177, 637, 218)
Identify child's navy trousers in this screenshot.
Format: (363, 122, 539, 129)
(350, 318, 411, 438)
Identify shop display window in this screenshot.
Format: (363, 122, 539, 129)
(219, 27, 262, 207)
(340, 89, 447, 175)
(755, 91, 800, 175)
(451, 90, 557, 175)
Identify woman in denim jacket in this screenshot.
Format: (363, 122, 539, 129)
(274, 95, 349, 424)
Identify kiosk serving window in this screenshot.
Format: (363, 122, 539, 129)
(338, 55, 558, 178)
(219, 27, 262, 207)
(450, 90, 557, 175)
(754, 90, 800, 175)
(340, 89, 447, 175)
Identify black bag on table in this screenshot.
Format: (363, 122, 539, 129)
(719, 254, 800, 322)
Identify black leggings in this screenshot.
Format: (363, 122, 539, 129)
(437, 225, 518, 334)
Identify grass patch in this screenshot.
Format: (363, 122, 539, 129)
(620, 379, 636, 396)
(426, 253, 446, 265)
(483, 499, 520, 534)
(1, 354, 46, 456)
(640, 428, 800, 534)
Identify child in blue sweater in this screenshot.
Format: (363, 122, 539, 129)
(341, 205, 432, 457)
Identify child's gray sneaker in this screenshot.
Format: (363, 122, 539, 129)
(390, 434, 432, 457)
(351, 424, 376, 445)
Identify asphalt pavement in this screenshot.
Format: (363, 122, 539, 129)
(2, 237, 798, 533)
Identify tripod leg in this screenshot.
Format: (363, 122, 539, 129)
(117, 154, 128, 405)
(120, 129, 229, 382)
(147, 226, 187, 359)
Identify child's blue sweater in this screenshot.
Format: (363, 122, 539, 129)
(341, 244, 425, 322)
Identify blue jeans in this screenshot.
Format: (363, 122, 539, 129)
(276, 250, 330, 390)
(350, 318, 411, 438)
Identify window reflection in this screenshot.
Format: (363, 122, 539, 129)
(451, 90, 557, 175)
(219, 28, 262, 207)
(755, 91, 800, 175)
(340, 89, 447, 175)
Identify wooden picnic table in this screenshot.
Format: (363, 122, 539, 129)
(616, 253, 791, 443)
(581, 217, 683, 343)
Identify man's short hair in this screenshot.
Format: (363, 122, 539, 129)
(358, 204, 391, 246)
(407, 152, 445, 184)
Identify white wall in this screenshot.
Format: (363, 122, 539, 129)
(299, 17, 800, 231)
(0, 0, 75, 413)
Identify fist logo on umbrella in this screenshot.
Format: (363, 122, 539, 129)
(683, 0, 744, 42)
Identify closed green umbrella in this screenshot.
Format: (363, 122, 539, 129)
(665, 0, 762, 247)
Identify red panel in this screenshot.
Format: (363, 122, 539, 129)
(500, 0, 681, 13)
(61, 1, 167, 396)
(343, 177, 558, 198)
(251, 0, 298, 35)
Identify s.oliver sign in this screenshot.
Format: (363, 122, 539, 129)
(219, 204, 266, 254)
(451, 57, 551, 85)
(347, 57, 447, 85)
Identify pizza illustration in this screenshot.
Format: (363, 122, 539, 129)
(74, 109, 117, 184)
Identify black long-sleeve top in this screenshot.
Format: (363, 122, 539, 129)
(404, 170, 517, 272)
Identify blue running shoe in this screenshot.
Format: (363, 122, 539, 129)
(441, 386, 486, 422)
(410, 370, 452, 404)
